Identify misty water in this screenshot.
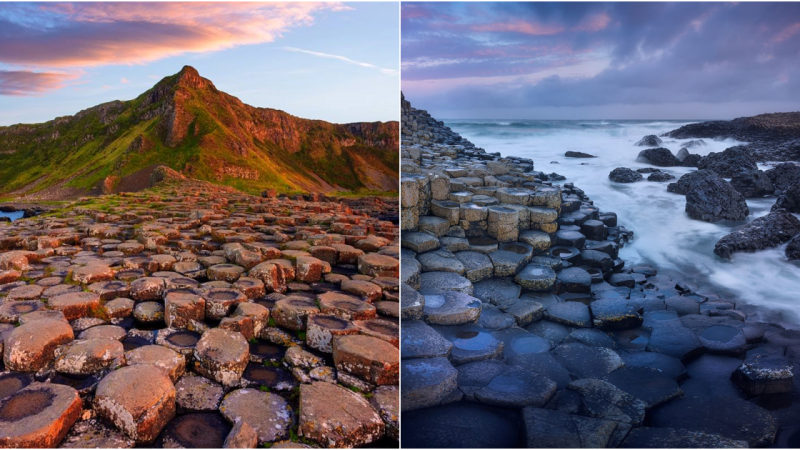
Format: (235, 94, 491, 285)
(445, 119, 800, 327)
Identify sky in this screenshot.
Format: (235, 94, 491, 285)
(0, 2, 399, 125)
(402, 2, 800, 120)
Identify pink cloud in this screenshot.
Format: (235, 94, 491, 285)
(772, 22, 800, 43)
(0, 70, 77, 96)
(572, 13, 611, 32)
(471, 21, 564, 36)
(1, 2, 346, 68)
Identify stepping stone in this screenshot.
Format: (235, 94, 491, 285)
(233, 277, 265, 299)
(454, 251, 494, 283)
(400, 283, 424, 320)
(401, 231, 440, 253)
(474, 368, 556, 408)
(603, 366, 682, 409)
(552, 343, 623, 379)
(94, 365, 176, 444)
(129, 277, 166, 301)
(488, 249, 528, 277)
(87, 280, 130, 301)
(522, 407, 618, 448)
(204, 288, 247, 320)
(621, 351, 687, 381)
(566, 378, 646, 425)
(59, 418, 134, 448)
(698, 325, 747, 355)
(318, 291, 376, 321)
(731, 353, 794, 396)
(418, 271, 473, 295)
(156, 413, 231, 448)
(525, 320, 572, 345)
(565, 328, 617, 349)
(519, 230, 551, 253)
(357, 253, 399, 277)
(494, 327, 552, 359)
(248, 261, 287, 294)
(665, 295, 700, 315)
(642, 309, 679, 330)
(156, 329, 201, 356)
(422, 291, 481, 325)
(333, 335, 399, 385)
(435, 324, 504, 365)
(417, 250, 465, 274)
(401, 320, 452, 359)
(0, 300, 46, 323)
(0, 383, 82, 448)
(306, 314, 359, 353)
(222, 419, 257, 449)
(3, 319, 74, 372)
(295, 256, 325, 282)
(219, 389, 293, 444)
(272, 296, 319, 330)
(620, 427, 748, 448)
(6, 284, 44, 301)
(473, 278, 523, 308)
(545, 302, 591, 327)
(457, 359, 509, 400)
(556, 267, 592, 294)
(647, 320, 703, 361)
(104, 298, 135, 319)
(72, 264, 114, 285)
(194, 328, 249, 387)
(47, 292, 101, 320)
(341, 279, 382, 302)
(125, 345, 185, 382)
(208, 264, 245, 282)
(370, 385, 399, 440)
(353, 318, 399, 347)
(242, 363, 296, 391)
(298, 382, 384, 447)
(500, 298, 544, 327)
(649, 395, 777, 447)
(54, 338, 125, 376)
(515, 264, 556, 292)
(164, 290, 205, 329)
(175, 375, 225, 413)
(508, 353, 572, 389)
(401, 356, 458, 412)
(590, 298, 642, 329)
(477, 304, 516, 330)
(133, 301, 164, 324)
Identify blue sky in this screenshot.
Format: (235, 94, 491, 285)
(0, 2, 399, 125)
(402, 2, 800, 120)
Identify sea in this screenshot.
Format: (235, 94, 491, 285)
(0, 211, 23, 221)
(445, 118, 800, 326)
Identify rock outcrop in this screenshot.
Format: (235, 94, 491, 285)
(714, 210, 800, 259)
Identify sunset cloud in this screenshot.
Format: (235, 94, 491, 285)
(0, 2, 346, 69)
(284, 47, 398, 75)
(0, 70, 77, 96)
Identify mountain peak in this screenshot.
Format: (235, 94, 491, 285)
(175, 65, 211, 89)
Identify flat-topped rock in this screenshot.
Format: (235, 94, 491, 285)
(515, 264, 556, 292)
(4, 319, 74, 372)
(219, 389, 293, 444)
(333, 334, 399, 385)
(422, 291, 481, 325)
(48, 292, 101, 320)
(418, 271, 473, 295)
(298, 382, 384, 448)
(401, 356, 458, 412)
(54, 338, 125, 376)
(125, 345, 185, 382)
(522, 407, 618, 448)
(194, 328, 249, 387)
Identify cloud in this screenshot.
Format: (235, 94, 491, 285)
(283, 47, 398, 75)
(0, 70, 77, 96)
(0, 2, 346, 68)
(120, 77, 129, 84)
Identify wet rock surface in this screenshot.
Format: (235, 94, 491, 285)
(401, 94, 796, 448)
(0, 178, 398, 448)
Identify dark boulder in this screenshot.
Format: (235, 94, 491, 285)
(637, 148, 681, 167)
(565, 151, 596, 158)
(771, 181, 800, 212)
(685, 177, 749, 222)
(714, 210, 800, 259)
(648, 172, 675, 182)
(675, 148, 690, 161)
(785, 235, 800, 260)
(696, 146, 757, 177)
(681, 154, 702, 168)
(637, 167, 660, 174)
(684, 139, 707, 148)
(730, 170, 774, 198)
(609, 168, 643, 183)
(667, 170, 720, 195)
(635, 135, 663, 147)
(765, 162, 800, 191)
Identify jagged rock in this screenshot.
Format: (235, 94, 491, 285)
(786, 234, 800, 260)
(637, 148, 680, 166)
(667, 169, 719, 195)
(608, 168, 643, 183)
(696, 145, 758, 177)
(647, 171, 675, 182)
(772, 180, 800, 212)
(731, 169, 774, 198)
(766, 162, 800, 190)
(522, 407, 619, 448)
(635, 135, 663, 147)
(685, 175, 748, 222)
(714, 210, 800, 258)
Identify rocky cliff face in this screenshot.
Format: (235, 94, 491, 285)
(0, 66, 399, 198)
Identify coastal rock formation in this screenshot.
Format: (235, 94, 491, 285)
(667, 170, 720, 195)
(731, 170, 774, 198)
(771, 180, 800, 212)
(714, 210, 800, 259)
(685, 176, 749, 222)
(609, 168, 643, 183)
(696, 146, 758, 177)
(635, 135, 663, 147)
(565, 151, 596, 158)
(0, 176, 399, 448)
(636, 148, 681, 167)
(765, 162, 800, 191)
(400, 93, 792, 448)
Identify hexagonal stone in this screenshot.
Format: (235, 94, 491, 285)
(207, 264, 245, 282)
(519, 230, 551, 253)
(3, 319, 74, 372)
(647, 320, 703, 361)
(602, 366, 682, 409)
(454, 251, 494, 283)
(619, 427, 748, 448)
(590, 298, 643, 329)
(500, 298, 544, 327)
(219, 389, 294, 444)
(417, 250, 465, 274)
(545, 302, 591, 328)
(298, 381, 384, 448)
(401, 320, 452, 359)
(54, 338, 125, 375)
(105, 298, 135, 319)
(305, 314, 358, 353)
(566, 378, 646, 425)
(72, 264, 115, 285)
(194, 328, 249, 387)
(164, 290, 205, 329)
(318, 291, 376, 321)
(357, 253, 399, 278)
(233, 277, 266, 299)
(175, 374, 224, 413)
(401, 356, 458, 412)
(272, 296, 319, 330)
(157, 412, 231, 448)
(129, 277, 166, 301)
(0, 300, 46, 323)
(353, 318, 399, 347)
(232, 302, 270, 337)
(474, 368, 557, 408)
(204, 288, 247, 320)
(731, 353, 794, 396)
(333, 335, 399, 385)
(522, 407, 618, 448)
(401, 231, 440, 253)
(59, 417, 134, 448)
(435, 324, 504, 365)
(341, 279, 382, 302)
(0, 383, 82, 448)
(6, 284, 44, 301)
(94, 365, 176, 444)
(48, 292, 101, 320)
(418, 271, 473, 296)
(422, 292, 481, 325)
(126, 345, 186, 382)
(515, 265, 556, 292)
(552, 343, 624, 379)
(370, 385, 398, 440)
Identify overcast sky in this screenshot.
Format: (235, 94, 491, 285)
(402, 2, 800, 120)
(0, 2, 399, 125)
